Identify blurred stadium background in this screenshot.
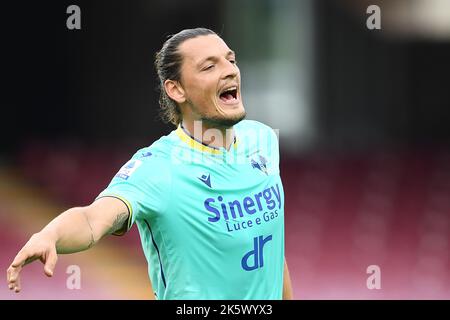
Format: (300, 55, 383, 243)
(1, 0, 449, 299)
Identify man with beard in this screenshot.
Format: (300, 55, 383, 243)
(7, 28, 293, 300)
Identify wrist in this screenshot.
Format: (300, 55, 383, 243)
(36, 228, 59, 244)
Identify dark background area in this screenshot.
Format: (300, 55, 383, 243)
(316, 1, 450, 151)
(2, 0, 449, 157)
(2, 0, 222, 153)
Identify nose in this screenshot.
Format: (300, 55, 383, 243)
(220, 58, 239, 80)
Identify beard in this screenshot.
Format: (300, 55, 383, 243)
(186, 98, 247, 128)
(200, 109, 247, 128)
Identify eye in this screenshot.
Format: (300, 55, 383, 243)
(229, 59, 236, 65)
(202, 64, 215, 71)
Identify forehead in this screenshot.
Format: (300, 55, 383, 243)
(178, 34, 233, 65)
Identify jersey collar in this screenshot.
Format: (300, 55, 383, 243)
(176, 124, 238, 155)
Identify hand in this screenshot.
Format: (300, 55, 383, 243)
(6, 232, 58, 293)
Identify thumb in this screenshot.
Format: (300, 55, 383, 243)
(43, 248, 58, 277)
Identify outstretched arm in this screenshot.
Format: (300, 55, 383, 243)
(6, 197, 129, 293)
(283, 258, 293, 300)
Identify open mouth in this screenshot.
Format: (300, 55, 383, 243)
(219, 86, 238, 104)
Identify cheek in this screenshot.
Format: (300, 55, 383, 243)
(188, 82, 216, 103)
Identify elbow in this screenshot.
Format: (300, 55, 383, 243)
(81, 205, 103, 246)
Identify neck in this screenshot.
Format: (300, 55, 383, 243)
(181, 120, 236, 150)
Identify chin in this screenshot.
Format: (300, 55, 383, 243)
(203, 109, 246, 128)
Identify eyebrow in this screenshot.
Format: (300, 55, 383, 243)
(197, 50, 236, 68)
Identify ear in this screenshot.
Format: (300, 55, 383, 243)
(164, 80, 186, 104)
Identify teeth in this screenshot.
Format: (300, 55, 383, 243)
(221, 86, 237, 94)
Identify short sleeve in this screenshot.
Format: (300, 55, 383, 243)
(96, 150, 171, 232)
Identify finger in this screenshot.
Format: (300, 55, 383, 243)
(8, 249, 38, 291)
(13, 275, 21, 293)
(10, 250, 29, 269)
(7, 264, 22, 284)
(44, 248, 57, 277)
(7, 267, 16, 290)
(6, 265, 22, 292)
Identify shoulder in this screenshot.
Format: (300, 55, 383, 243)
(115, 130, 179, 181)
(130, 129, 179, 163)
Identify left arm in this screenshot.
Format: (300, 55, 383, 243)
(283, 258, 293, 300)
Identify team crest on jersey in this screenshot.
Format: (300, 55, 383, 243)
(251, 155, 268, 175)
(115, 159, 142, 180)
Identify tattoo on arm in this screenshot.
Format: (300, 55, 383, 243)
(111, 212, 129, 234)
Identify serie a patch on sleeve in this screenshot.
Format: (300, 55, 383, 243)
(115, 159, 143, 180)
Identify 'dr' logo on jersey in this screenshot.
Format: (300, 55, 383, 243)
(251, 155, 268, 175)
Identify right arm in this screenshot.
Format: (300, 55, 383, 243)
(6, 197, 129, 293)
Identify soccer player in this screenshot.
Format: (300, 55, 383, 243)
(6, 28, 293, 300)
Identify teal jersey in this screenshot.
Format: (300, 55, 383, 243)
(97, 120, 285, 300)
